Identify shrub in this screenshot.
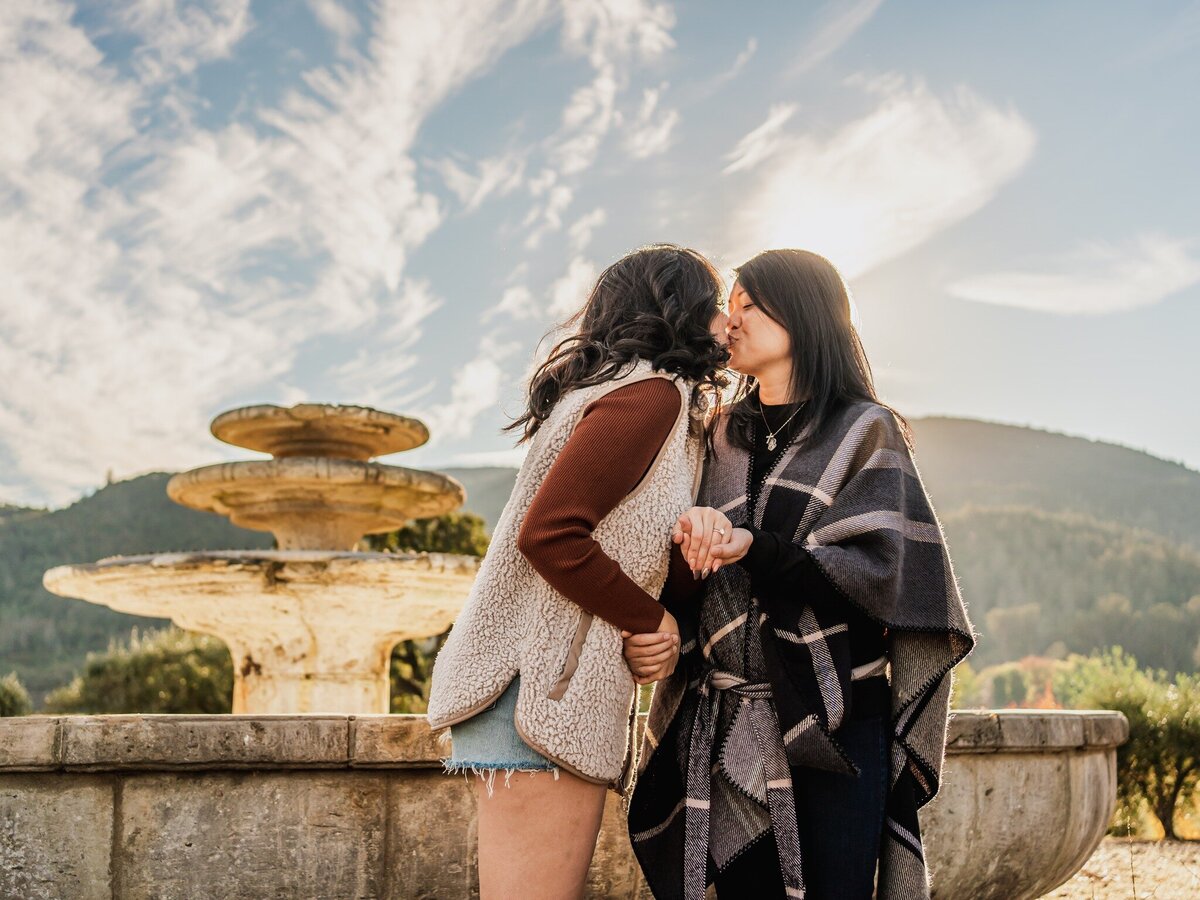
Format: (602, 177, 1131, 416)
(1054, 647, 1200, 839)
(0, 671, 32, 717)
(365, 511, 490, 557)
(44, 627, 233, 714)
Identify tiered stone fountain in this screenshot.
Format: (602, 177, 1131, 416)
(42, 402, 480, 714)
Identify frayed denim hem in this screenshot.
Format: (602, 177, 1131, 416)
(440, 758, 561, 797)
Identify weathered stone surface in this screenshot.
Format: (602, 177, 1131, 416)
(118, 771, 386, 899)
(386, 770, 478, 899)
(923, 748, 1118, 899)
(1082, 711, 1132, 748)
(44, 552, 479, 715)
(61, 714, 350, 770)
(945, 710, 1003, 750)
(0, 716, 60, 770)
(209, 403, 430, 460)
(0, 774, 112, 900)
(0, 711, 1125, 899)
(592, 791, 647, 899)
(946, 710, 1127, 752)
(352, 715, 444, 767)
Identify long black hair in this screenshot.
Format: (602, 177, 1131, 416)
(724, 248, 911, 452)
(506, 244, 729, 443)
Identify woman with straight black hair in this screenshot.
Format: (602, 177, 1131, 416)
(428, 244, 730, 899)
(622, 249, 975, 899)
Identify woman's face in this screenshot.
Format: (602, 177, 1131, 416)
(725, 280, 791, 377)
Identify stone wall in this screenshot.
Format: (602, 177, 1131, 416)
(0, 711, 1126, 899)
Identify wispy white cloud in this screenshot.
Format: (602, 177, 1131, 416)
(790, 0, 883, 76)
(722, 74, 1036, 277)
(0, 0, 558, 505)
(432, 151, 526, 213)
(947, 234, 1200, 315)
(692, 36, 758, 99)
(724, 37, 758, 81)
(115, 0, 255, 84)
(623, 84, 680, 159)
(518, 0, 680, 248)
(723, 102, 796, 173)
(307, 0, 361, 57)
(484, 284, 539, 322)
(560, 0, 676, 70)
(568, 207, 607, 253)
(548, 256, 599, 319)
(552, 68, 619, 176)
(523, 181, 574, 249)
(445, 446, 530, 468)
(420, 334, 521, 442)
(328, 280, 444, 407)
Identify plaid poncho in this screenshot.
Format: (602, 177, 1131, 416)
(626, 400, 975, 899)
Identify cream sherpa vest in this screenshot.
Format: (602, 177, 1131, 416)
(426, 357, 705, 786)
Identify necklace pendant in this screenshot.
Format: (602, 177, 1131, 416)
(766, 434, 777, 451)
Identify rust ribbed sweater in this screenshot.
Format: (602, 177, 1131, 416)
(516, 377, 702, 634)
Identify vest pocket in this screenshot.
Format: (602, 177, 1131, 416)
(547, 609, 594, 700)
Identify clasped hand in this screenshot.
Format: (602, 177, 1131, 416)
(620, 506, 755, 684)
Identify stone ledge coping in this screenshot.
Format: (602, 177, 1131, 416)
(48, 548, 482, 570)
(946, 709, 1128, 752)
(0, 710, 1127, 772)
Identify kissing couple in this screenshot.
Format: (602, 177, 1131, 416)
(427, 244, 974, 900)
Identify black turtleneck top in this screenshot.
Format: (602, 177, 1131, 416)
(732, 395, 887, 672)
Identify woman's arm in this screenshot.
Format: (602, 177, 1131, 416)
(516, 377, 684, 635)
(729, 523, 833, 600)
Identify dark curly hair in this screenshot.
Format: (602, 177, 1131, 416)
(505, 244, 729, 444)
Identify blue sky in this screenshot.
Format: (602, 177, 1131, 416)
(1, 0, 1197, 508)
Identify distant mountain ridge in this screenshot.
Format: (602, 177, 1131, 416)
(2, 415, 1197, 701)
(443, 416, 1200, 548)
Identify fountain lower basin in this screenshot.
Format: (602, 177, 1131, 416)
(43, 550, 479, 714)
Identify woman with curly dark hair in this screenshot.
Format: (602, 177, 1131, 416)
(427, 244, 729, 899)
(624, 249, 975, 900)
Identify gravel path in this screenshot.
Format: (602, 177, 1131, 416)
(1045, 839, 1200, 899)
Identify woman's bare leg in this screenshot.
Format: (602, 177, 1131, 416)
(475, 768, 608, 900)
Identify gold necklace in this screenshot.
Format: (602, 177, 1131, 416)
(757, 397, 805, 451)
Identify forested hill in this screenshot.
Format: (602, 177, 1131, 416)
(444, 417, 1200, 548)
(1, 416, 1198, 701)
(0, 475, 270, 699)
(909, 417, 1200, 550)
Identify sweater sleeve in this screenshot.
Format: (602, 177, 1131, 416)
(659, 539, 702, 613)
(517, 377, 684, 634)
(733, 521, 838, 605)
(733, 522, 890, 663)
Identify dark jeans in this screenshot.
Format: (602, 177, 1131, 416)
(712, 689, 889, 899)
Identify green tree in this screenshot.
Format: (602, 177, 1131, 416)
(950, 661, 983, 708)
(1054, 648, 1200, 839)
(390, 634, 448, 714)
(44, 627, 233, 714)
(0, 671, 32, 717)
(365, 511, 490, 557)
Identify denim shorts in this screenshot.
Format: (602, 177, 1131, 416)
(439, 672, 560, 795)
